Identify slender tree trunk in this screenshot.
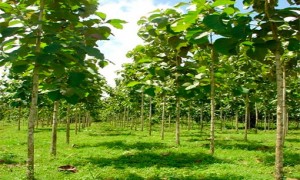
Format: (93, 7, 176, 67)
(66, 104, 70, 144)
(264, 111, 267, 132)
(78, 112, 81, 132)
(282, 65, 287, 143)
(235, 109, 239, 133)
(220, 108, 223, 131)
(18, 106, 21, 131)
(210, 45, 216, 155)
(51, 101, 59, 156)
(188, 101, 191, 131)
(75, 111, 78, 135)
(141, 92, 144, 131)
(122, 107, 126, 129)
(27, 1, 44, 178)
(161, 96, 165, 140)
(168, 114, 171, 128)
(255, 103, 259, 134)
(149, 97, 152, 136)
(175, 97, 180, 146)
(244, 94, 249, 141)
(200, 106, 204, 132)
(264, 1, 284, 178)
(275, 44, 284, 180)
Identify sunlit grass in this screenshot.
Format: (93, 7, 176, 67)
(0, 121, 299, 179)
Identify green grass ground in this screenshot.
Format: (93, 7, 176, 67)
(0, 122, 299, 180)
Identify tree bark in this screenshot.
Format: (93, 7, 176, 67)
(75, 111, 78, 135)
(149, 97, 152, 136)
(141, 92, 144, 131)
(282, 65, 287, 143)
(175, 97, 180, 146)
(210, 45, 216, 155)
(255, 102, 259, 134)
(188, 101, 191, 131)
(161, 96, 165, 140)
(200, 106, 204, 132)
(51, 101, 59, 156)
(27, 0, 44, 178)
(66, 104, 70, 144)
(244, 94, 249, 141)
(235, 109, 239, 133)
(275, 46, 284, 180)
(18, 106, 21, 131)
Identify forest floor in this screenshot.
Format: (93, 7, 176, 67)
(0, 122, 299, 180)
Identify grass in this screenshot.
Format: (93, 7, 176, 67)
(0, 121, 299, 180)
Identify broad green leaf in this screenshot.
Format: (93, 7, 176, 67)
(144, 87, 155, 97)
(214, 38, 238, 55)
(53, 65, 65, 76)
(107, 19, 127, 29)
(95, 12, 106, 20)
(174, 2, 189, 8)
(65, 95, 80, 105)
(151, 17, 168, 29)
(0, 3, 13, 13)
(127, 81, 141, 87)
(44, 43, 62, 54)
(48, 90, 62, 101)
(1, 27, 22, 38)
(98, 60, 108, 68)
(212, 0, 235, 7)
(138, 58, 152, 63)
(8, 20, 23, 27)
(68, 72, 86, 87)
(11, 65, 28, 73)
(288, 38, 299, 51)
(223, 7, 235, 15)
(186, 81, 200, 90)
(203, 15, 226, 32)
(83, 46, 104, 60)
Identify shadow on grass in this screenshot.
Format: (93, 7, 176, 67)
(263, 152, 300, 166)
(87, 132, 134, 137)
(82, 151, 225, 169)
(285, 138, 300, 143)
(214, 140, 274, 152)
(76, 141, 166, 151)
(34, 127, 66, 133)
(0, 153, 20, 165)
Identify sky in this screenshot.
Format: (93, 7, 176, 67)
(97, 0, 188, 86)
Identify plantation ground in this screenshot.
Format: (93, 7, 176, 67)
(0, 122, 299, 180)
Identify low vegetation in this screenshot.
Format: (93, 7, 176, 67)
(0, 122, 299, 180)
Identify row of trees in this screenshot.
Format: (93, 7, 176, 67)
(0, 0, 125, 179)
(99, 1, 299, 180)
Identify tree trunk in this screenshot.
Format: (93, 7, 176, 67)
(18, 106, 21, 131)
(275, 41, 284, 180)
(75, 111, 78, 135)
(200, 106, 204, 132)
(175, 97, 180, 146)
(149, 97, 152, 136)
(141, 92, 144, 131)
(235, 109, 239, 133)
(282, 65, 287, 143)
(51, 101, 59, 156)
(255, 103, 259, 134)
(244, 94, 249, 141)
(161, 96, 165, 140)
(27, 0, 44, 178)
(66, 104, 70, 144)
(220, 108, 223, 131)
(188, 101, 191, 131)
(264, 111, 267, 132)
(210, 45, 216, 155)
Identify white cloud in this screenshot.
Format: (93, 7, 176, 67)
(97, 0, 171, 86)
